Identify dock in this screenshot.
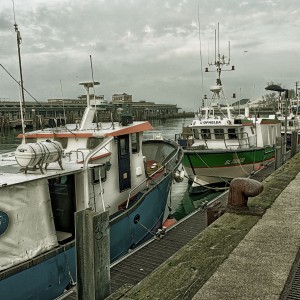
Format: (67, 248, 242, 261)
(104, 151, 300, 300)
(61, 154, 286, 299)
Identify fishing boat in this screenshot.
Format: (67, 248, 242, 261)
(176, 25, 281, 194)
(0, 80, 183, 299)
(267, 87, 300, 149)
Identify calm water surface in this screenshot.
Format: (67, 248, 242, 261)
(0, 118, 222, 220)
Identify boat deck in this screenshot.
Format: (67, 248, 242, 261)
(0, 151, 83, 187)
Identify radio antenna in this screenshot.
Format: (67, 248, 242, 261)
(90, 55, 100, 128)
(90, 55, 96, 105)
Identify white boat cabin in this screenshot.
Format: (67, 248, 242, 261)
(187, 116, 280, 150)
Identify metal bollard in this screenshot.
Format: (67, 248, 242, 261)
(227, 178, 263, 209)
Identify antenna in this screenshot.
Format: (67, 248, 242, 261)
(12, 0, 27, 137)
(89, 55, 100, 128)
(217, 23, 220, 60)
(90, 55, 96, 105)
(60, 80, 66, 121)
(204, 23, 235, 108)
(228, 41, 231, 64)
(214, 29, 216, 63)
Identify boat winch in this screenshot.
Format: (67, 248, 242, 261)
(15, 140, 64, 174)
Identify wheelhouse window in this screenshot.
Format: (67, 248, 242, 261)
(228, 128, 238, 139)
(131, 133, 140, 154)
(87, 137, 104, 149)
(54, 137, 68, 149)
(214, 128, 224, 139)
(200, 129, 211, 140)
(120, 137, 128, 156)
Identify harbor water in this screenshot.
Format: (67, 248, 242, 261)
(0, 117, 223, 221)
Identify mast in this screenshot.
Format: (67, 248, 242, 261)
(12, 1, 26, 116)
(205, 23, 235, 113)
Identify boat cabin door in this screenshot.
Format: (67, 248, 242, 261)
(118, 134, 131, 192)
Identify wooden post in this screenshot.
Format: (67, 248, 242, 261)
(275, 136, 282, 170)
(290, 131, 298, 158)
(94, 210, 110, 299)
(76, 209, 110, 300)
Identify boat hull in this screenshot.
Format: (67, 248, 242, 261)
(0, 175, 172, 300)
(110, 173, 171, 262)
(0, 244, 76, 300)
(182, 146, 275, 193)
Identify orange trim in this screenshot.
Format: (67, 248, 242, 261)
(241, 120, 254, 126)
(260, 119, 281, 124)
(105, 122, 153, 137)
(18, 122, 153, 139)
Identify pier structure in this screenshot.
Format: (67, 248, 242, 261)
(0, 95, 185, 130)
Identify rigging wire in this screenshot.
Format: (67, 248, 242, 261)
(0, 63, 81, 137)
(197, 1, 204, 100)
(0, 64, 46, 109)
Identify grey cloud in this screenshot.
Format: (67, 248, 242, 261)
(0, 0, 300, 112)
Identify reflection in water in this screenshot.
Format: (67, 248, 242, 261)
(170, 176, 223, 221)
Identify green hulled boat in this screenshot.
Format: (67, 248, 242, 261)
(176, 23, 281, 193)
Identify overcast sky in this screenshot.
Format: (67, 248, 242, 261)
(0, 0, 299, 111)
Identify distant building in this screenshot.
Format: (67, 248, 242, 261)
(232, 98, 250, 110)
(112, 93, 132, 105)
(0, 92, 181, 126)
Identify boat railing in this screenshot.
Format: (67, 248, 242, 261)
(182, 131, 250, 150)
(223, 131, 250, 149)
(125, 140, 182, 209)
(67, 149, 85, 162)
